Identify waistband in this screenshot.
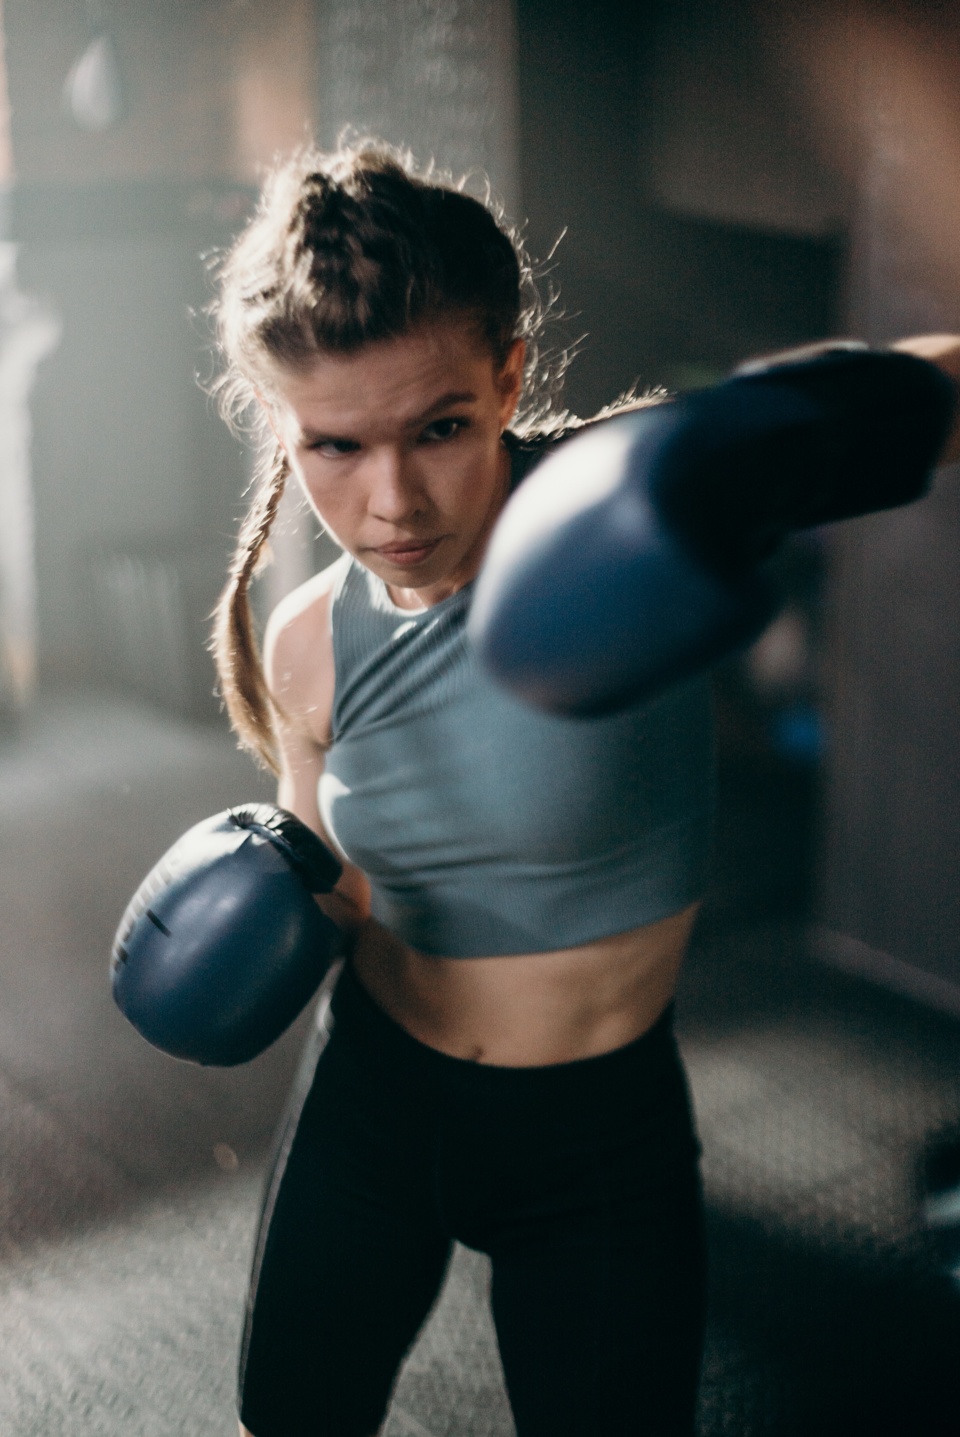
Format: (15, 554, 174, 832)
(328, 957, 682, 1109)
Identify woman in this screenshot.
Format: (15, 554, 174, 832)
(211, 141, 957, 1437)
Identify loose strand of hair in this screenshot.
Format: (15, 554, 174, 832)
(211, 443, 290, 773)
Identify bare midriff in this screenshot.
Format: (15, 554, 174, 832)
(348, 901, 700, 1067)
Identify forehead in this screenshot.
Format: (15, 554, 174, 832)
(268, 322, 498, 434)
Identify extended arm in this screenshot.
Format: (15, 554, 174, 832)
(470, 334, 960, 717)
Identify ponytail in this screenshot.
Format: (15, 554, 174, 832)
(212, 442, 289, 773)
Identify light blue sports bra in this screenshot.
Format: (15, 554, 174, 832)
(318, 437, 715, 958)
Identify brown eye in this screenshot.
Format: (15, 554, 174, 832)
(311, 438, 360, 458)
(420, 417, 468, 443)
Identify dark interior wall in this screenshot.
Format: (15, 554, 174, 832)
(515, 0, 960, 997)
(514, 0, 847, 417)
(638, 1, 848, 237)
(513, 0, 654, 410)
(815, 2, 960, 993)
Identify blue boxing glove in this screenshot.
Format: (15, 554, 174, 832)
(111, 804, 344, 1066)
(471, 344, 957, 716)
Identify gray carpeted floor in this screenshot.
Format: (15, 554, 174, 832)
(0, 1167, 512, 1437)
(1, 693, 959, 1435)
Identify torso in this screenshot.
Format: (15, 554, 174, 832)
(350, 902, 699, 1066)
(267, 437, 707, 1069)
(269, 572, 703, 1069)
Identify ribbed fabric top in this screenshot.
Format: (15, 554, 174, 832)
(318, 439, 715, 958)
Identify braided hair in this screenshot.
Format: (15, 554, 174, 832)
(211, 140, 543, 771)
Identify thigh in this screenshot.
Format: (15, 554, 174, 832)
(488, 1113, 707, 1437)
(239, 1004, 453, 1437)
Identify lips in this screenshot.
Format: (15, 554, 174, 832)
(372, 538, 442, 567)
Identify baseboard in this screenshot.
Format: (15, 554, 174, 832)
(813, 926, 960, 1022)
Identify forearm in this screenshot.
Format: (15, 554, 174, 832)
(274, 762, 372, 940)
(316, 885, 371, 941)
(656, 339, 959, 571)
(891, 334, 960, 464)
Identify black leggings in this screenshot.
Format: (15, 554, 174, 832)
(239, 962, 707, 1437)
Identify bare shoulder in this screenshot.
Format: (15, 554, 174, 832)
(264, 554, 349, 748)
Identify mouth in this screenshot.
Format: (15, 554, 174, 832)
(371, 537, 443, 568)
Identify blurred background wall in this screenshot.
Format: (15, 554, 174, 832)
(0, 0, 957, 1005)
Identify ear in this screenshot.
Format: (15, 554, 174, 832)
(497, 339, 526, 428)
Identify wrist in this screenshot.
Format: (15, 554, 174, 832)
(315, 888, 367, 937)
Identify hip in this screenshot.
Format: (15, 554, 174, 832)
(304, 958, 704, 1197)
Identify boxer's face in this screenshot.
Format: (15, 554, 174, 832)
(267, 321, 525, 609)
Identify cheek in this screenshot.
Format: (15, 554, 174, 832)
(288, 466, 347, 541)
(292, 456, 342, 512)
(434, 436, 501, 509)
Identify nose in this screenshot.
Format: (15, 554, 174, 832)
(367, 446, 425, 524)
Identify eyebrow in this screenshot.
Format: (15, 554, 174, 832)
(407, 390, 479, 425)
(298, 390, 479, 446)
